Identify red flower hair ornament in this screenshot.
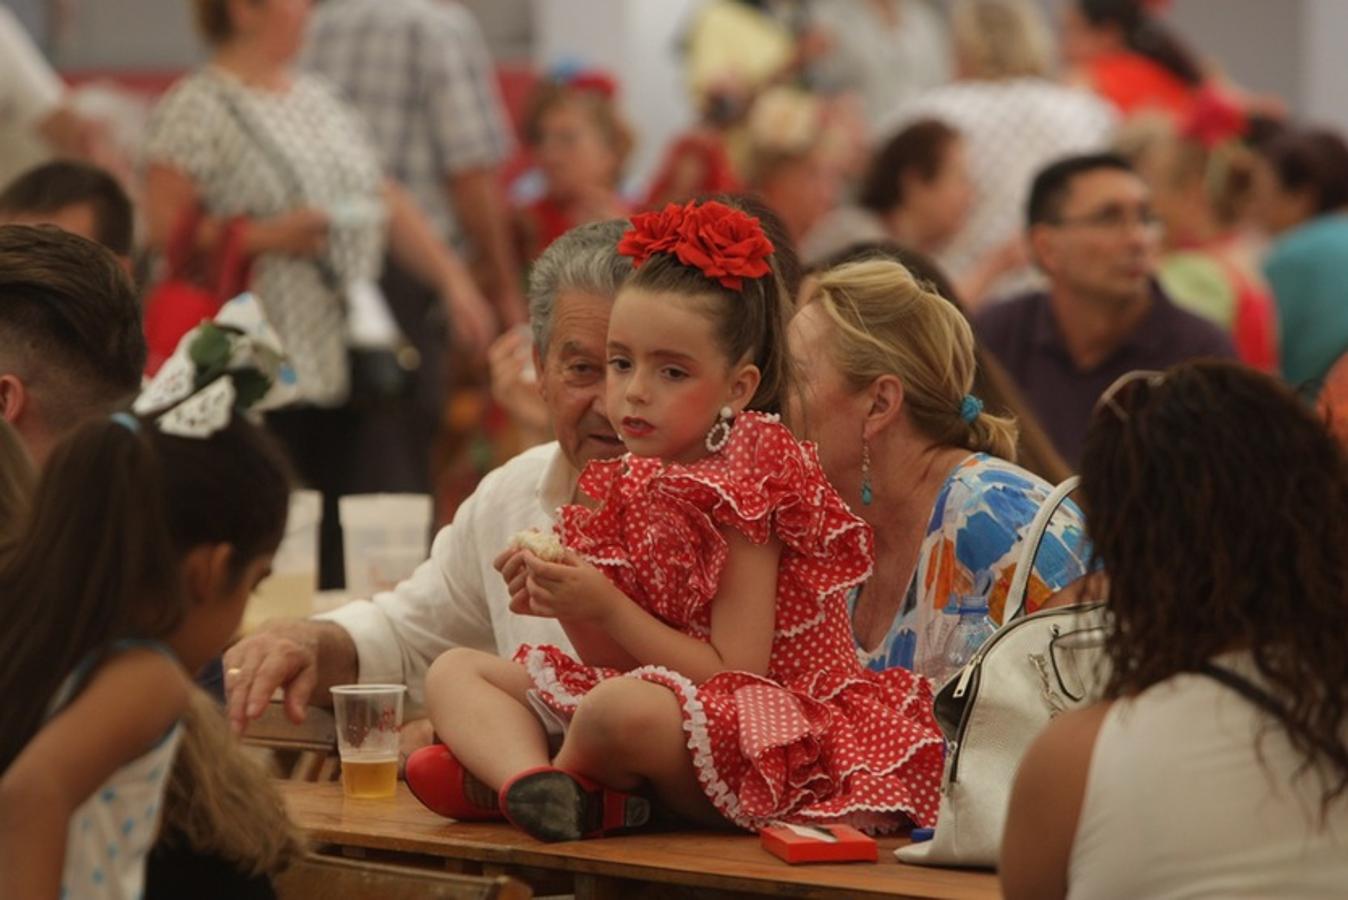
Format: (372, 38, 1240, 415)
(617, 200, 774, 291)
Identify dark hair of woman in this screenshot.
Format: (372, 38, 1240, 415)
(1256, 127, 1348, 216)
(1080, 360, 1348, 814)
(0, 413, 291, 773)
(814, 240, 1074, 483)
(857, 119, 962, 217)
(1078, 0, 1205, 87)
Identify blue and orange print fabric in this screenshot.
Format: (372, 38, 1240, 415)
(849, 454, 1091, 674)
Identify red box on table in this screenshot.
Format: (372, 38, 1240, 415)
(759, 824, 878, 864)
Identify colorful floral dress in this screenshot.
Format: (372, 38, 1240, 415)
(848, 454, 1091, 675)
(513, 413, 945, 832)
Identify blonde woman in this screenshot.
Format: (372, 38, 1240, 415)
(786, 259, 1091, 674)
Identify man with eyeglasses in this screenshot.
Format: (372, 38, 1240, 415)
(974, 152, 1234, 465)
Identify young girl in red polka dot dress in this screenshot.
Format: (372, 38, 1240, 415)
(407, 198, 944, 842)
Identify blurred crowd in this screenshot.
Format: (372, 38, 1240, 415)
(3, 0, 1347, 542)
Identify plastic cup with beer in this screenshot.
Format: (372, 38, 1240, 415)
(330, 684, 406, 799)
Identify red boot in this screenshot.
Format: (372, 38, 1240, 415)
(405, 744, 504, 821)
(499, 766, 651, 842)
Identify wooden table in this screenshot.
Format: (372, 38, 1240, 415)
(280, 782, 1001, 899)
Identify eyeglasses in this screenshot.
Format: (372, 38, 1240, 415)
(1048, 207, 1163, 235)
(1095, 369, 1167, 422)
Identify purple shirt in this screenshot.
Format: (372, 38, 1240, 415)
(975, 284, 1236, 465)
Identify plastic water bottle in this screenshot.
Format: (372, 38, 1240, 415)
(930, 596, 997, 690)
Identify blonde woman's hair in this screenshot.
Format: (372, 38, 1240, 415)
(159, 688, 304, 876)
(810, 259, 1019, 460)
(950, 0, 1055, 80)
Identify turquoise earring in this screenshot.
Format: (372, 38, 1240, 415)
(860, 437, 873, 506)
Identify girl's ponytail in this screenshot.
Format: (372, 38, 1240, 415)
(0, 417, 180, 773)
(0, 409, 291, 774)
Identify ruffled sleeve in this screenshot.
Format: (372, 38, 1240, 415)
(556, 456, 728, 627)
(656, 413, 874, 600)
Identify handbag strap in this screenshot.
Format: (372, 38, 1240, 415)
(209, 73, 343, 294)
(1002, 475, 1081, 625)
(1194, 660, 1289, 720)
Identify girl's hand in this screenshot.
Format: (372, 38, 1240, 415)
(522, 550, 622, 624)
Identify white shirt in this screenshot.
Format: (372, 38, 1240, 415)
(0, 7, 63, 185)
(885, 78, 1116, 298)
(316, 442, 574, 707)
(1068, 653, 1348, 898)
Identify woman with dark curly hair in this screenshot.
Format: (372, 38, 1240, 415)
(1001, 360, 1348, 899)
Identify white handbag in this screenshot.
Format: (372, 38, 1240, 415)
(896, 476, 1111, 869)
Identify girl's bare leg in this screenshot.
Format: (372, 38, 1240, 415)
(553, 677, 725, 827)
(424, 648, 549, 789)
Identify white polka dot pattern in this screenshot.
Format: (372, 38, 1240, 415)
(517, 413, 945, 831)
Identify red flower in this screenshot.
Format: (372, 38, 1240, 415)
(1183, 87, 1247, 150)
(672, 200, 774, 291)
(617, 203, 687, 268)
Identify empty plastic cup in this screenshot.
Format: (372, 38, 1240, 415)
(338, 493, 432, 597)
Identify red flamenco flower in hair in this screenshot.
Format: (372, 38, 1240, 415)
(617, 202, 687, 268)
(673, 200, 774, 291)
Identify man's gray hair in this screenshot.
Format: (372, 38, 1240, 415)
(527, 219, 633, 355)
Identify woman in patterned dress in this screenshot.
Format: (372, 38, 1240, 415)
(406, 198, 944, 842)
(787, 259, 1093, 676)
(141, 0, 497, 584)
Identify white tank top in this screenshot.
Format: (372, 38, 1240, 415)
(1068, 653, 1348, 899)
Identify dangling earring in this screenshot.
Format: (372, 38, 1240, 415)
(705, 406, 734, 453)
(860, 437, 874, 506)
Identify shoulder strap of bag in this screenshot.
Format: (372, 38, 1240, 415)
(1002, 475, 1081, 624)
(1194, 660, 1288, 720)
(209, 75, 343, 293)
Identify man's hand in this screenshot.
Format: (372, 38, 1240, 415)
(488, 327, 549, 435)
(222, 627, 322, 734)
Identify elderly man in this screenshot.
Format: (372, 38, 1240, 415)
(975, 152, 1235, 465)
(0, 224, 145, 467)
(223, 220, 630, 735)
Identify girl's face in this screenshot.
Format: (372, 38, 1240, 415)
(605, 287, 759, 464)
(786, 303, 869, 498)
(536, 99, 619, 198)
(904, 138, 975, 249)
(175, 549, 274, 673)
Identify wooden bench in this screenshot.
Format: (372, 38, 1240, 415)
(279, 781, 1002, 899)
(276, 852, 531, 900)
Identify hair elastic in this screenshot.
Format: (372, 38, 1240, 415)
(959, 394, 984, 424)
(110, 411, 141, 433)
